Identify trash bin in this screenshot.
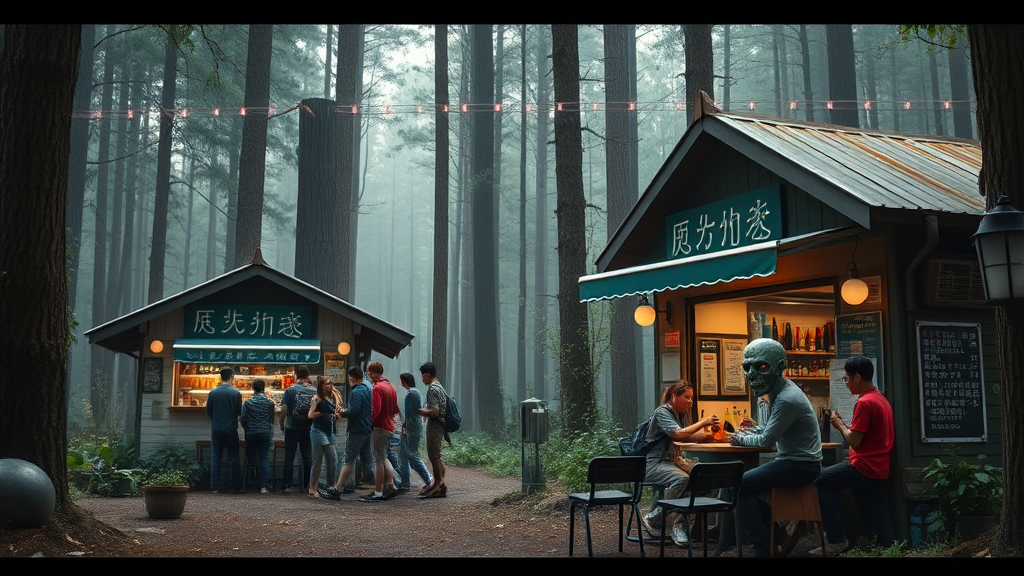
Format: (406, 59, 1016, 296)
(521, 398, 548, 494)
(908, 499, 944, 548)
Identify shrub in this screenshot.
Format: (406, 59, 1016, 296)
(923, 448, 1003, 526)
(140, 439, 205, 487)
(67, 434, 143, 496)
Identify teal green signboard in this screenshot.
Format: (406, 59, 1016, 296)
(665, 185, 782, 260)
(183, 303, 313, 340)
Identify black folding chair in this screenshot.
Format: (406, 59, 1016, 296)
(656, 460, 745, 558)
(568, 456, 647, 557)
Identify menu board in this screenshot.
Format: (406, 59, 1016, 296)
(836, 311, 884, 392)
(721, 338, 748, 396)
(916, 321, 986, 443)
(698, 338, 720, 396)
(143, 357, 163, 393)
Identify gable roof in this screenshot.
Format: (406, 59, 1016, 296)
(596, 92, 984, 273)
(84, 251, 414, 359)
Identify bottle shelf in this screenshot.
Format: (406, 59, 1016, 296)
(786, 351, 835, 356)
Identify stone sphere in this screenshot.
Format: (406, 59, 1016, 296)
(0, 458, 56, 529)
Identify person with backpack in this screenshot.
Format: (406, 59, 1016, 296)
(279, 365, 315, 494)
(640, 381, 720, 547)
(307, 376, 342, 498)
(416, 361, 449, 498)
(240, 378, 276, 494)
(397, 372, 433, 494)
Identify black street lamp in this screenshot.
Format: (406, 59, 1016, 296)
(972, 195, 1024, 305)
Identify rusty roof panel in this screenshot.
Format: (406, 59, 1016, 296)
(713, 113, 984, 215)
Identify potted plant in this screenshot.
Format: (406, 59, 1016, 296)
(142, 470, 190, 519)
(922, 449, 1003, 540)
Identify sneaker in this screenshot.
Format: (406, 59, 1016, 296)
(341, 487, 355, 494)
(360, 494, 386, 502)
(318, 487, 341, 500)
(671, 524, 690, 547)
(396, 486, 412, 493)
(260, 487, 269, 494)
(316, 479, 328, 490)
(210, 489, 220, 494)
(279, 487, 292, 494)
(383, 486, 399, 500)
(785, 520, 802, 537)
(809, 540, 849, 556)
(640, 513, 662, 538)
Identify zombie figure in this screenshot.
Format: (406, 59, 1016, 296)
(730, 338, 822, 557)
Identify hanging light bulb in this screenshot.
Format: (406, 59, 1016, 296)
(634, 295, 656, 326)
(841, 238, 869, 306)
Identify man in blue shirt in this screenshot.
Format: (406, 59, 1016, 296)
(396, 372, 433, 493)
(330, 365, 374, 494)
(206, 366, 243, 494)
(730, 338, 822, 557)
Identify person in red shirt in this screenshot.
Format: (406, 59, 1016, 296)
(812, 356, 895, 555)
(360, 361, 401, 502)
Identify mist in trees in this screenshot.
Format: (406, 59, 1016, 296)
(55, 24, 978, 439)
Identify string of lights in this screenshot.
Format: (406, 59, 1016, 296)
(70, 98, 976, 120)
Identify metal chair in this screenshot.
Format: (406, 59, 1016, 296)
(618, 443, 665, 544)
(568, 456, 647, 557)
(655, 460, 745, 558)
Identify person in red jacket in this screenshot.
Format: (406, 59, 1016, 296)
(812, 356, 895, 555)
(360, 361, 401, 502)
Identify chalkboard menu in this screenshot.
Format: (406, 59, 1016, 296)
(143, 357, 163, 393)
(916, 322, 986, 443)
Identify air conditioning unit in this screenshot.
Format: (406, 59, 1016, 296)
(923, 257, 987, 307)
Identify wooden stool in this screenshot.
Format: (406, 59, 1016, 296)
(768, 484, 828, 557)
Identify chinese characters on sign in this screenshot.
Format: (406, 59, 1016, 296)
(185, 304, 312, 340)
(916, 322, 986, 442)
(665, 185, 782, 260)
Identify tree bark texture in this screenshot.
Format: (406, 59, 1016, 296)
(967, 24, 1024, 556)
(604, 23, 639, 430)
(683, 24, 714, 125)
(825, 24, 859, 128)
(234, 24, 274, 268)
(0, 24, 81, 513)
(433, 24, 450, 378)
(148, 26, 179, 303)
(517, 24, 528, 403)
(533, 25, 552, 402)
(948, 38, 974, 139)
(551, 24, 596, 434)
(471, 24, 505, 435)
(66, 24, 94, 313)
(334, 24, 362, 300)
(798, 25, 815, 122)
(294, 97, 340, 292)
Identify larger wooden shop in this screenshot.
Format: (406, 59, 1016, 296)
(580, 93, 1001, 544)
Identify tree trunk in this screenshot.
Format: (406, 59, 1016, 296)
(517, 23, 528, 403)
(799, 25, 815, 122)
(948, 38, 973, 139)
(772, 25, 783, 118)
(183, 157, 196, 289)
(294, 98, 340, 291)
(206, 144, 219, 280)
(345, 26, 366, 301)
(148, 26, 179, 303)
(967, 24, 1024, 557)
(324, 24, 333, 99)
(433, 24, 450, 378)
(825, 24, 859, 128)
(0, 23, 81, 515)
(928, 51, 945, 136)
(551, 24, 596, 434)
(722, 24, 732, 111)
(533, 25, 552, 402)
(234, 24, 273, 267)
(471, 24, 505, 436)
(604, 23, 639, 430)
(91, 32, 115, 427)
(862, 33, 880, 130)
(67, 24, 94, 314)
(335, 24, 363, 300)
(493, 25, 505, 387)
(683, 24, 714, 124)
(889, 44, 900, 132)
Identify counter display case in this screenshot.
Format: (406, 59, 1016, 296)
(171, 363, 300, 411)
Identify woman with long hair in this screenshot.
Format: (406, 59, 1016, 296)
(640, 381, 719, 547)
(307, 376, 341, 497)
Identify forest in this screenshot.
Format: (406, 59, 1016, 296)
(42, 24, 978, 438)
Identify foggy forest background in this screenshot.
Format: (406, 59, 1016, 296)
(62, 24, 975, 439)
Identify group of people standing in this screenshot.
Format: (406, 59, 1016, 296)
(638, 338, 895, 557)
(205, 360, 452, 502)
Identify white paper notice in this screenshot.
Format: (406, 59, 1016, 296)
(662, 351, 680, 382)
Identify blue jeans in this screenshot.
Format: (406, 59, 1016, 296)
(816, 461, 895, 547)
(398, 434, 433, 488)
(283, 427, 312, 489)
(388, 434, 402, 484)
(737, 458, 821, 555)
(211, 428, 241, 491)
(245, 432, 272, 490)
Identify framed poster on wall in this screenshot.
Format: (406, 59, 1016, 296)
(697, 338, 720, 397)
(143, 357, 163, 393)
(720, 338, 748, 396)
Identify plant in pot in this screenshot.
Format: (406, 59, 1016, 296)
(142, 470, 191, 519)
(922, 449, 1003, 541)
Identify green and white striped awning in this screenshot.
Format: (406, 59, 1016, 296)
(578, 242, 778, 303)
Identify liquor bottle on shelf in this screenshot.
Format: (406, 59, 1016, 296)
(772, 317, 779, 342)
(814, 326, 822, 352)
(784, 322, 793, 350)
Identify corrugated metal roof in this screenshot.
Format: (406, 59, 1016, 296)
(711, 111, 985, 215)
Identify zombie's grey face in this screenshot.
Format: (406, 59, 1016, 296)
(742, 338, 787, 396)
